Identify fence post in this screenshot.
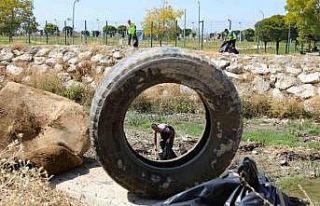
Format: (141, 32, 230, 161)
(200, 20, 204, 50)
(27, 18, 31, 44)
(105, 21, 108, 45)
(184, 9, 186, 48)
(84, 20, 87, 44)
(64, 21, 67, 45)
(150, 21, 153, 48)
(286, 22, 291, 54)
(175, 20, 178, 47)
(45, 20, 49, 44)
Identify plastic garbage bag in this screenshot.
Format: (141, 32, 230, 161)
(156, 157, 307, 206)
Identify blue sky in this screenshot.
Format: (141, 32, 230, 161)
(33, 0, 286, 32)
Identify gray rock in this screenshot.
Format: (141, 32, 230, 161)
(244, 63, 269, 75)
(54, 64, 64, 72)
(271, 88, 284, 99)
(113, 51, 123, 60)
(57, 72, 72, 82)
(224, 71, 242, 80)
(67, 64, 77, 72)
(12, 49, 24, 56)
(35, 48, 51, 57)
(275, 73, 296, 90)
(6, 65, 24, 76)
(48, 49, 64, 59)
(253, 76, 270, 94)
(34, 57, 46, 65)
(63, 52, 77, 62)
(226, 64, 244, 74)
(287, 84, 316, 99)
(79, 51, 93, 60)
(13, 53, 33, 63)
(95, 66, 103, 74)
(298, 72, 320, 84)
(211, 59, 230, 69)
(91, 54, 104, 63)
(68, 57, 79, 65)
(46, 58, 58, 66)
(81, 75, 94, 84)
(0, 50, 14, 62)
(286, 67, 302, 76)
(103, 67, 112, 76)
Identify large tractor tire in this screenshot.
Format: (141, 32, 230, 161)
(89, 47, 242, 198)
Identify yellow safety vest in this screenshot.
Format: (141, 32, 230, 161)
(226, 31, 237, 41)
(128, 24, 136, 35)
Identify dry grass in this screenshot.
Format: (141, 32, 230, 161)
(0, 142, 83, 206)
(10, 43, 24, 51)
(242, 94, 313, 119)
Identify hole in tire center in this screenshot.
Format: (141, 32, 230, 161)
(124, 83, 207, 163)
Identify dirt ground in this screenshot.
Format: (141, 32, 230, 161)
(85, 116, 320, 203)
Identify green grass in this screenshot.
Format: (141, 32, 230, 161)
(243, 121, 320, 150)
(0, 35, 299, 55)
(125, 112, 205, 137)
(125, 112, 320, 149)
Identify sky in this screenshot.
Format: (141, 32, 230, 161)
(33, 0, 287, 32)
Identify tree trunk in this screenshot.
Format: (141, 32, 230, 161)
(276, 41, 280, 55)
(264, 41, 267, 53)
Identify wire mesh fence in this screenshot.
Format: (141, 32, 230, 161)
(0, 19, 299, 55)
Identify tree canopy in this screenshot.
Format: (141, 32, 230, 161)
(286, 0, 320, 42)
(0, 0, 37, 40)
(142, 5, 183, 41)
(255, 15, 288, 54)
(44, 23, 58, 35)
(242, 28, 255, 42)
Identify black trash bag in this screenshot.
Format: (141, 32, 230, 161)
(156, 157, 307, 206)
(219, 41, 239, 54)
(159, 142, 177, 160)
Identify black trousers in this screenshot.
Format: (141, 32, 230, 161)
(128, 34, 138, 47)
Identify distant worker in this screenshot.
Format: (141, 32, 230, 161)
(151, 123, 177, 160)
(127, 20, 138, 48)
(219, 29, 239, 54)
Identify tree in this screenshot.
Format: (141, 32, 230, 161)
(44, 23, 58, 35)
(103, 25, 117, 33)
(255, 15, 288, 54)
(0, 0, 37, 41)
(183, 28, 192, 37)
(242, 28, 255, 42)
(63, 26, 73, 37)
(286, 0, 320, 44)
(118, 25, 127, 37)
(142, 5, 183, 45)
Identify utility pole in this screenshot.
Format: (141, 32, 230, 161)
(200, 20, 204, 49)
(72, 0, 80, 45)
(228, 19, 232, 30)
(197, 0, 201, 49)
(238, 22, 242, 42)
(184, 9, 187, 47)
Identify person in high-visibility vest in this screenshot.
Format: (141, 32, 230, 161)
(224, 29, 237, 49)
(127, 20, 138, 47)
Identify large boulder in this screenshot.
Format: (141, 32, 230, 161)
(0, 82, 90, 174)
